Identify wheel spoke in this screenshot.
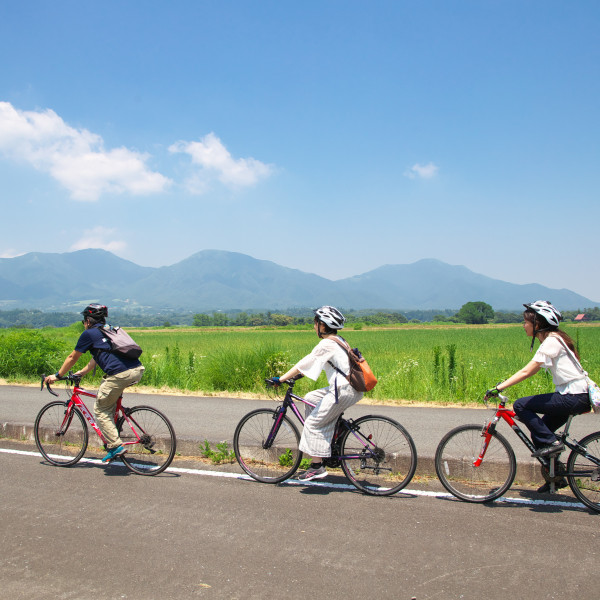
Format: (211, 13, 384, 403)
(567, 432, 600, 512)
(234, 410, 302, 483)
(34, 402, 88, 466)
(435, 424, 515, 502)
(118, 407, 176, 475)
(340, 416, 417, 495)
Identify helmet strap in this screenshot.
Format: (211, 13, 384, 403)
(316, 320, 323, 339)
(530, 317, 552, 351)
(530, 317, 537, 352)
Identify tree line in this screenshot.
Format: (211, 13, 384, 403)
(431, 302, 600, 325)
(1, 304, 599, 329)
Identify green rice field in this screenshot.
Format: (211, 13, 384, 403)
(3, 323, 598, 405)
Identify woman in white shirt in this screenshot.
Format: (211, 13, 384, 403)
(489, 301, 590, 471)
(277, 306, 363, 481)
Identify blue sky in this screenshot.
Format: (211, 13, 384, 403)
(1, 1, 599, 304)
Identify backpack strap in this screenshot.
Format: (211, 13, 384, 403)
(326, 336, 351, 376)
(326, 336, 351, 403)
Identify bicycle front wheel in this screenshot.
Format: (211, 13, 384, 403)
(435, 424, 516, 502)
(567, 431, 600, 513)
(118, 406, 177, 475)
(34, 401, 88, 466)
(233, 409, 302, 483)
(340, 415, 417, 496)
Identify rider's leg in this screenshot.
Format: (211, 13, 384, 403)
(95, 366, 145, 449)
(300, 386, 361, 458)
(541, 392, 591, 433)
(514, 392, 568, 448)
(515, 392, 591, 457)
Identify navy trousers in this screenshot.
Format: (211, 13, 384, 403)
(513, 392, 590, 447)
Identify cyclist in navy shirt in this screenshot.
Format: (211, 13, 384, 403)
(45, 304, 145, 463)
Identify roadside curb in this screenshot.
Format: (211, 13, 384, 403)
(1, 421, 548, 484)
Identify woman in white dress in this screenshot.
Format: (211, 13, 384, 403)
(277, 306, 363, 481)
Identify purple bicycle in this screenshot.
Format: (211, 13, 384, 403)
(233, 376, 417, 496)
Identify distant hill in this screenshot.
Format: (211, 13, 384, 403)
(0, 249, 596, 312)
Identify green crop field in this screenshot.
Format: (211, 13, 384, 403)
(2, 322, 599, 405)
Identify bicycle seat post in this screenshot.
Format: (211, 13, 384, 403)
(549, 455, 556, 494)
(559, 415, 574, 441)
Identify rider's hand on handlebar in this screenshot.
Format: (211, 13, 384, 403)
(44, 372, 61, 385)
(485, 387, 500, 398)
(265, 377, 281, 388)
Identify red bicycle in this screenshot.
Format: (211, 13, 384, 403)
(435, 393, 600, 512)
(35, 373, 176, 475)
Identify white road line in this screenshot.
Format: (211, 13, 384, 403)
(0, 447, 585, 510)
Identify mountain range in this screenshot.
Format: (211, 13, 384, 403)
(0, 249, 597, 312)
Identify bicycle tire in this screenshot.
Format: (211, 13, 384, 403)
(566, 430, 600, 513)
(34, 401, 88, 466)
(340, 415, 417, 496)
(118, 406, 177, 475)
(435, 424, 516, 502)
(233, 409, 302, 483)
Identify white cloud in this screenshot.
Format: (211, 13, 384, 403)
(0, 102, 171, 201)
(169, 132, 273, 192)
(0, 249, 24, 259)
(70, 227, 126, 253)
(404, 162, 439, 179)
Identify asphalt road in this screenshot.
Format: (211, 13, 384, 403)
(1, 440, 599, 600)
(2, 383, 599, 481)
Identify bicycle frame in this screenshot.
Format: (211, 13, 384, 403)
(267, 382, 379, 464)
(477, 397, 600, 474)
(52, 383, 146, 451)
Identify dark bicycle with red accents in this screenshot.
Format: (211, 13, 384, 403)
(35, 372, 176, 475)
(233, 376, 417, 495)
(435, 392, 600, 512)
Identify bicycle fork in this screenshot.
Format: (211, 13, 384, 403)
(55, 403, 76, 437)
(262, 406, 286, 450)
(473, 418, 499, 467)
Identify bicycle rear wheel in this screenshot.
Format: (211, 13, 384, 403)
(435, 424, 516, 502)
(118, 406, 176, 475)
(34, 401, 88, 466)
(233, 409, 302, 483)
(340, 415, 417, 496)
(567, 431, 600, 513)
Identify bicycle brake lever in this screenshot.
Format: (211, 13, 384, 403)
(44, 377, 59, 397)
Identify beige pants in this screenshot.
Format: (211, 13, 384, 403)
(94, 366, 145, 449)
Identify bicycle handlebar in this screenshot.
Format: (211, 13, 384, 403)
(483, 392, 509, 408)
(41, 375, 59, 397)
(41, 372, 82, 397)
(265, 374, 304, 388)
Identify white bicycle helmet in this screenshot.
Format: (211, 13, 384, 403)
(524, 300, 562, 351)
(313, 306, 346, 330)
(523, 300, 563, 328)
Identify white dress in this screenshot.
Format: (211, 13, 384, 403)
(295, 336, 363, 457)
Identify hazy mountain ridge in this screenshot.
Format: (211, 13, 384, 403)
(0, 249, 596, 312)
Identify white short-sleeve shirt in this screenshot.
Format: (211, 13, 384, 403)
(533, 334, 588, 394)
(295, 337, 352, 388)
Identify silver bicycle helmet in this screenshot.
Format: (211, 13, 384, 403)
(313, 306, 346, 330)
(523, 300, 562, 328)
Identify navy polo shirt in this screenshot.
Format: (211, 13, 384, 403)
(75, 324, 142, 375)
